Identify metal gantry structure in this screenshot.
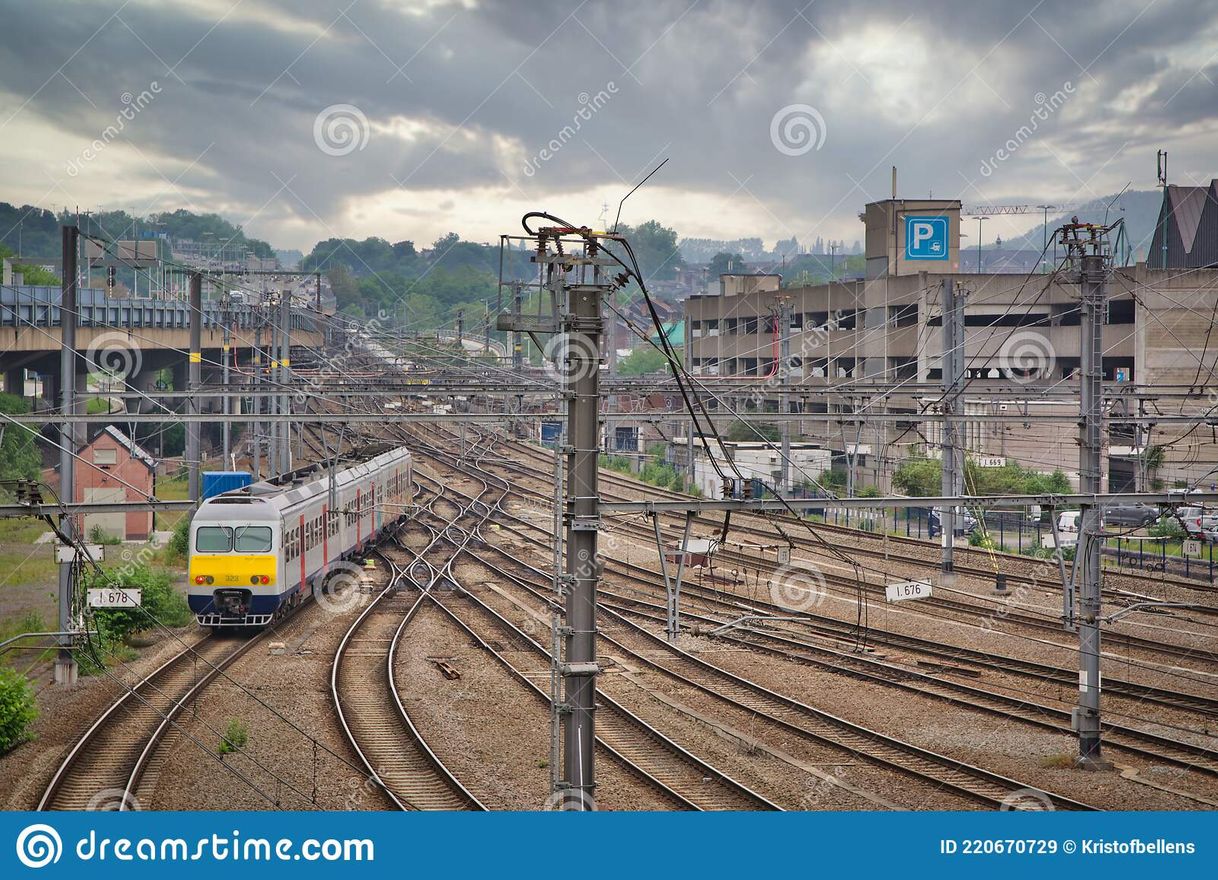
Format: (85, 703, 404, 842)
(496, 221, 616, 810)
(1065, 222, 1115, 770)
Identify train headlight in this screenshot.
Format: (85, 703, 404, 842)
(250, 575, 270, 585)
(195, 575, 206, 585)
(260, 575, 270, 585)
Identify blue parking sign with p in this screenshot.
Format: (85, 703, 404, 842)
(904, 215, 949, 261)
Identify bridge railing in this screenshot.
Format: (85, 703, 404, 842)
(0, 286, 320, 333)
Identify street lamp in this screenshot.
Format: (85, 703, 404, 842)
(976, 216, 988, 272)
(1036, 204, 1055, 271)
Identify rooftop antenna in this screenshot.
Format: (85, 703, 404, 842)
(612, 157, 669, 234)
(1156, 150, 1169, 268)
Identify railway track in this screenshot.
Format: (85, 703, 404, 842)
(329, 468, 493, 811)
(331, 561, 484, 811)
(398, 470, 779, 810)
(455, 538, 1097, 811)
(490, 439, 1218, 668)
(504, 435, 1218, 600)
(39, 633, 264, 811)
(461, 435, 1218, 715)
(478, 470, 1218, 776)
(408, 438, 1097, 810)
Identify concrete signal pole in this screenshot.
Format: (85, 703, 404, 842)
(56, 225, 80, 686)
(280, 288, 292, 473)
(1074, 240, 1112, 769)
(940, 278, 964, 576)
(187, 272, 202, 504)
(778, 299, 792, 494)
(561, 244, 605, 810)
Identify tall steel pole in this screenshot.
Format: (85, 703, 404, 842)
(222, 303, 231, 467)
(561, 245, 604, 810)
(684, 311, 694, 485)
(1075, 248, 1111, 769)
(268, 296, 281, 476)
(56, 225, 79, 686)
(280, 289, 292, 473)
(252, 316, 263, 481)
(512, 283, 524, 374)
(187, 272, 202, 504)
(940, 278, 963, 575)
(778, 301, 792, 494)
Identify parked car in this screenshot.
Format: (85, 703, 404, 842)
(1176, 506, 1218, 539)
(927, 507, 978, 538)
(1102, 503, 1161, 528)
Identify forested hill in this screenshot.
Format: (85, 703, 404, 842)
(0, 198, 687, 330)
(0, 203, 273, 263)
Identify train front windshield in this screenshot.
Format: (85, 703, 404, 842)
(194, 525, 274, 553)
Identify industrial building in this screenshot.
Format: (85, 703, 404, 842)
(684, 196, 1218, 495)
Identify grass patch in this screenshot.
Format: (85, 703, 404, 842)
(154, 471, 190, 532)
(1039, 753, 1076, 769)
(0, 611, 51, 666)
(0, 516, 53, 545)
(0, 547, 58, 587)
(218, 718, 249, 756)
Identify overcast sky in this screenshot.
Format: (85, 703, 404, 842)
(1, 0, 1216, 252)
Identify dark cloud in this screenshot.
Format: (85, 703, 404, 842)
(0, 0, 1215, 247)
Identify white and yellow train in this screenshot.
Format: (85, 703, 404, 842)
(187, 446, 413, 628)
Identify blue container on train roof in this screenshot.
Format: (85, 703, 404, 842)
(202, 471, 253, 500)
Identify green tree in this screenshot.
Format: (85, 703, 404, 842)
(0, 244, 58, 285)
(0, 394, 41, 481)
(617, 347, 667, 376)
(727, 421, 780, 442)
(0, 667, 37, 753)
(709, 252, 746, 278)
(892, 457, 941, 497)
(619, 220, 684, 282)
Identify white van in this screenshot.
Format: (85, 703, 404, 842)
(1057, 510, 1081, 533)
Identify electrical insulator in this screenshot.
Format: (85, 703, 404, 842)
(722, 479, 734, 499)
